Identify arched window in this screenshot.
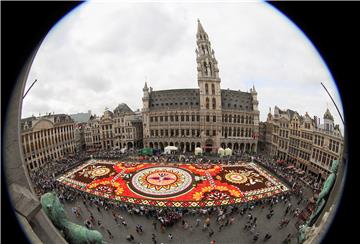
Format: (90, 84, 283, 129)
(229, 115, 232, 123)
(225, 114, 228, 122)
(205, 97, 210, 109)
(212, 98, 216, 109)
(241, 116, 244, 124)
(245, 116, 248, 124)
(205, 83, 209, 94)
(212, 84, 215, 95)
(241, 128, 244, 137)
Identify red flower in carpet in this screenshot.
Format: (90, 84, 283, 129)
(166, 201, 173, 207)
(182, 202, 190, 207)
(214, 200, 222, 206)
(199, 201, 206, 207)
(149, 201, 157, 206)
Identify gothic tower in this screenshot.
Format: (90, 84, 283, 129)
(196, 19, 222, 152)
(142, 82, 150, 141)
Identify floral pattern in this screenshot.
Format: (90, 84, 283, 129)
(58, 160, 288, 207)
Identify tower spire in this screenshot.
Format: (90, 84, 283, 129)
(197, 19, 205, 34)
(196, 19, 220, 81)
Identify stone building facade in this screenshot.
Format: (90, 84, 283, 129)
(142, 20, 259, 153)
(84, 115, 101, 150)
(258, 106, 343, 182)
(74, 122, 86, 153)
(20, 114, 76, 172)
(84, 103, 143, 151)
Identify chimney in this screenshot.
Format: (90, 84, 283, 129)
(314, 116, 317, 126)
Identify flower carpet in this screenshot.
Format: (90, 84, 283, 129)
(57, 160, 289, 208)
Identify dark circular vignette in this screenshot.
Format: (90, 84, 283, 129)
(1, 2, 82, 243)
(269, 2, 358, 244)
(1, 2, 357, 244)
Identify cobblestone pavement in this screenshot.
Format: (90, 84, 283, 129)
(64, 190, 311, 244)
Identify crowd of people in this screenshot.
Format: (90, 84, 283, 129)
(29, 149, 318, 243)
(254, 154, 323, 194)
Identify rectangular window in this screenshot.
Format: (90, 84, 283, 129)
(206, 116, 210, 122)
(213, 116, 216, 122)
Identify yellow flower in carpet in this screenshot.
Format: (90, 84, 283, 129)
(115, 187, 124, 196)
(201, 186, 213, 192)
(229, 189, 241, 197)
(193, 192, 204, 201)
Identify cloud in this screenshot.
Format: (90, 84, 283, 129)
(22, 2, 344, 133)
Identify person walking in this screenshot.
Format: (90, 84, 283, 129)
(122, 220, 128, 227)
(98, 220, 103, 229)
(152, 220, 157, 230)
(282, 233, 292, 244)
(264, 233, 272, 241)
(218, 223, 224, 232)
(106, 229, 113, 239)
(209, 228, 214, 237)
(126, 234, 135, 241)
(152, 233, 157, 244)
(253, 232, 259, 242)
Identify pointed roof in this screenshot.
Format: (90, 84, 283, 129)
(324, 108, 334, 121)
(114, 103, 134, 115)
(197, 19, 205, 34)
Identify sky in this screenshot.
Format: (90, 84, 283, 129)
(22, 1, 344, 133)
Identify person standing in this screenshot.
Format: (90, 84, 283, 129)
(168, 233, 173, 240)
(196, 218, 201, 227)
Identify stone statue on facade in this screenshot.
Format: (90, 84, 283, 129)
(298, 160, 339, 243)
(41, 192, 106, 244)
